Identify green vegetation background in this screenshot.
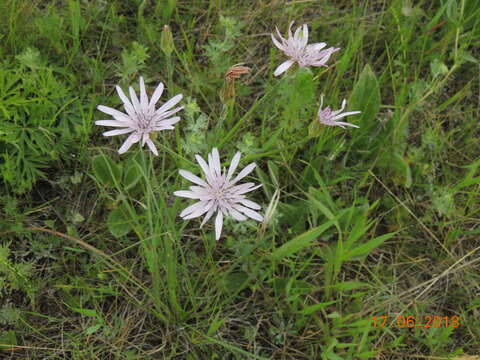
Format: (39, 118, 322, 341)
(0, 0, 479, 358)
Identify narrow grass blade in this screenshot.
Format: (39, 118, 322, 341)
(342, 232, 396, 261)
(299, 300, 337, 315)
(270, 220, 334, 261)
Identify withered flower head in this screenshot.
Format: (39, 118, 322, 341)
(220, 64, 251, 103)
(225, 64, 251, 82)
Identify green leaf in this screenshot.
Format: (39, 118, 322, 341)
(16, 47, 46, 70)
(69, 0, 81, 54)
(342, 232, 396, 261)
(0, 305, 21, 325)
(344, 319, 372, 328)
(222, 272, 249, 292)
(454, 176, 480, 191)
(326, 311, 341, 319)
(270, 220, 334, 260)
(206, 313, 226, 336)
(430, 58, 449, 78)
(308, 117, 324, 138)
(344, 215, 371, 251)
(92, 154, 122, 187)
(308, 193, 336, 221)
(72, 212, 84, 223)
(391, 152, 412, 187)
(358, 352, 378, 359)
(0, 330, 17, 349)
(445, 0, 461, 27)
(85, 323, 102, 335)
(331, 281, 370, 292)
(458, 50, 479, 65)
(124, 163, 141, 190)
(349, 64, 380, 126)
(69, 307, 98, 317)
(267, 161, 280, 188)
(115, 42, 150, 83)
(299, 301, 337, 315)
(107, 205, 133, 238)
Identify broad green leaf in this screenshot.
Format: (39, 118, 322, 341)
(349, 64, 380, 126)
(445, 0, 461, 27)
(107, 205, 133, 238)
(222, 272, 249, 292)
(270, 220, 334, 260)
(124, 163, 141, 190)
(92, 154, 121, 187)
(391, 152, 412, 188)
(342, 232, 396, 261)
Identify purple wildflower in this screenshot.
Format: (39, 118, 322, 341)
(174, 148, 263, 240)
(271, 21, 340, 76)
(96, 77, 183, 155)
(318, 97, 361, 129)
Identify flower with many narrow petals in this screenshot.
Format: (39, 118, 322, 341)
(271, 21, 340, 76)
(96, 77, 183, 155)
(318, 97, 361, 129)
(174, 148, 263, 240)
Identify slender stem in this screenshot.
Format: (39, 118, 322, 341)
(165, 54, 182, 157)
(454, 0, 465, 63)
(218, 81, 282, 149)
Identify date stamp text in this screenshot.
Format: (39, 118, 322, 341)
(372, 315, 461, 328)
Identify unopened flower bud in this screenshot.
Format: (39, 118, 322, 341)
(161, 25, 175, 57)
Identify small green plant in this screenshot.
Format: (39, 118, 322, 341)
(203, 15, 244, 73)
(0, 242, 37, 305)
(115, 42, 150, 83)
(0, 55, 78, 194)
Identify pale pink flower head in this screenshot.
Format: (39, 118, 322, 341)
(96, 77, 183, 155)
(271, 21, 340, 76)
(318, 97, 361, 129)
(174, 148, 263, 240)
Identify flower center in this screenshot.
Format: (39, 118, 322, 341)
(136, 111, 152, 130)
(210, 176, 230, 202)
(321, 107, 332, 119)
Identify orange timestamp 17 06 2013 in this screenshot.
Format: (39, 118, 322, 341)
(372, 315, 461, 328)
